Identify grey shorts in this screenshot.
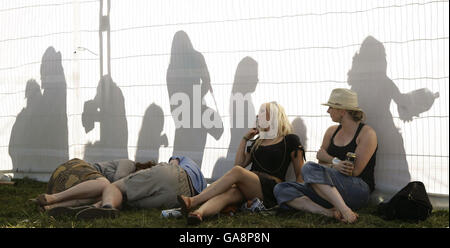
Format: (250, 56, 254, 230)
(115, 162, 194, 209)
(274, 161, 370, 210)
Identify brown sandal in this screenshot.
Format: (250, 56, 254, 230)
(75, 206, 119, 220)
(47, 205, 93, 218)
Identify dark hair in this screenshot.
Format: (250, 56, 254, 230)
(135, 160, 157, 171)
(347, 110, 365, 122)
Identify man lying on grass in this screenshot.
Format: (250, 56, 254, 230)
(30, 156, 206, 220)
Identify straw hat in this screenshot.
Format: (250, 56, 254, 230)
(322, 88, 363, 112)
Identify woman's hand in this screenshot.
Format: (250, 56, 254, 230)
(244, 128, 259, 140)
(335, 160, 354, 176)
(317, 148, 330, 162)
(169, 158, 180, 166)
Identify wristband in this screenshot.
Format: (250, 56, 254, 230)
(332, 157, 341, 166)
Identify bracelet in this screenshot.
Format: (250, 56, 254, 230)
(332, 157, 341, 167)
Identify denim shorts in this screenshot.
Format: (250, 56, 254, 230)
(274, 161, 370, 210)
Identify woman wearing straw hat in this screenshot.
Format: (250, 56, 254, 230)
(274, 88, 378, 223)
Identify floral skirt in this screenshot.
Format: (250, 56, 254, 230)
(46, 158, 104, 194)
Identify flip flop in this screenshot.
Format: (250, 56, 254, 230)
(75, 207, 119, 220)
(47, 205, 93, 218)
(187, 212, 203, 226)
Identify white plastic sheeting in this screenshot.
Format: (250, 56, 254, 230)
(0, 0, 448, 207)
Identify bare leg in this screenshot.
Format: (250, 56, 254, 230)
(193, 187, 245, 219)
(44, 197, 100, 210)
(44, 178, 110, 205)
(286, 196, 342, 220)
(100, 184, 123, 209)
(187, 166, 262, 208)
(310, 184, 358, 223)
(73, 186, 122, 220)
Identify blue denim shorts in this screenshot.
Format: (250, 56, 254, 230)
(274, 161, 370, 210)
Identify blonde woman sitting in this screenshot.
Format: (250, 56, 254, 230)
(177, 101, 305, 225)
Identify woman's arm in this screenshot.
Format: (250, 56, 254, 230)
(234, 129, 258, 167)
(316, 126, 355, 176)
(291, 150, 304, 183)
(316, 125, 339, 165)
(352, 125, 378, 177)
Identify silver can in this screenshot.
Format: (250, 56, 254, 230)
(161, 208, 182, 218)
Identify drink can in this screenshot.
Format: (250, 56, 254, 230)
(346, 152, 356, 163)
(346, 152, 356, 177)
(161, 208, 182, 218)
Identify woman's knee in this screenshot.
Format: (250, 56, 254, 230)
(112, 179, 126, 193)
(224, 187, 244, 202)
(301, 161, 318, 176)
(274, 182, 301, 198)
(96, 177, 111, 188)
(273, 183, 285, 197)
(229, 166, 247, 179)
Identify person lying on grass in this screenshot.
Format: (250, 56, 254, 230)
(30, 158, 155, 211)
(30, 156, 206, 220)
(177, 102, 306, 225)
(274, 88, 378, 224)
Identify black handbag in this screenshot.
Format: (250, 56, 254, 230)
(377, 181, 433, 221)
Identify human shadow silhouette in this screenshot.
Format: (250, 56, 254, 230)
(211, 57, 258, 180)
(9, 79, 43, 172)
(348, 36, 439, 194)
(283, 117, 308, 182)
(291, 117, 308, 152)
(9, 47, 69, 173)
(82, 74, 129, 162)
(135, 103, 168, 163)
(167, 30, 223, 168)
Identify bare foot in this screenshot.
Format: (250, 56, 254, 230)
(324, 208, 343, 221)
(187, 211, 203, 225)
(340, 208, 358, 224)
(332, 209, 343, 221)
(36, 193, 54, 205)
(177, 195, 192, 215)
(93, 201, 102, 208)
(44, 194, 58, 204)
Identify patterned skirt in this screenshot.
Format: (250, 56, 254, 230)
(46, 158, 104, 194)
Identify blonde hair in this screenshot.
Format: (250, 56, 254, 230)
(251, 102, 292, 154)
(346, 110, 366, 122)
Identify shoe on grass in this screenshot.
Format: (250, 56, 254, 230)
(75, 207, 119, 220)
(47, 205, 93, 218)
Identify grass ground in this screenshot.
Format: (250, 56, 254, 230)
(1, 178, 448, 228)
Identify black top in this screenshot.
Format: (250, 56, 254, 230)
(326, 123, 377, 192)
(247, 134, 305, 181)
